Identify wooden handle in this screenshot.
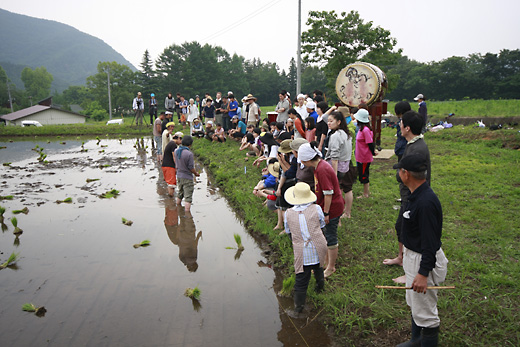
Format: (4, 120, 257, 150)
(375, 285, 456, 290)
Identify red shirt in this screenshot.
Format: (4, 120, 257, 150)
(314, 160, 344, 219)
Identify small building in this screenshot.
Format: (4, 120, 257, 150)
(0, 99, 87, 126)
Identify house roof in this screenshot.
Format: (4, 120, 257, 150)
(0, 105, 87, 121)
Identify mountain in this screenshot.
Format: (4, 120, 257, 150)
(0, 8, 136, 92)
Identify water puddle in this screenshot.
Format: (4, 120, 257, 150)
(0, 137, 332, 346)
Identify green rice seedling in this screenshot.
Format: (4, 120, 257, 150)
(100, 145, 108, 148)
(121, 217, 133, 226)
(55, 197, 72, 204)
(0, 146, 7, 149)
(0, 196, 14, 200)
(100, 189, 119, 198)
(22, 303, 47, 317)
(11, 217, 22, 236)
(133, 239, 150, 248)
(0, 206, 5, 224)
(99, 150, 105, 153)
(102, 164, 111, 167)
(234, 233, 244, 250)
(0, 252, 19, 269)
(96, 136, 100, 145)
(184, 286, 201, 300)
(60, 142, 66, 145)
(3, 162, 11, 166)
(118, 137, 122, 144)
(86, 178, 100, 183)
(279, 275, 295, 297)
(12, 207, 29, 215)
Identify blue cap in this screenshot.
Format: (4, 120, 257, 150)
(151, 93, 155, 97)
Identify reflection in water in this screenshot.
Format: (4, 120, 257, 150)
(164, 201, 202, 272)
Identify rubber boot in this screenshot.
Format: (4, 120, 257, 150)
(314, 267, 325, 293)
(421, 326, 439, 347)
(397, 318, 422, 347)
(286, 291, 307, 319)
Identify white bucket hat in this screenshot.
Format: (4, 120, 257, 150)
(354, 109, 370, 123)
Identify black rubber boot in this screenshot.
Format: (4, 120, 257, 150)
(286, 291, 307, 318)
(314, 267, 325, 293)
(421, 326, 439, 347)
(397, 318, 422, 347)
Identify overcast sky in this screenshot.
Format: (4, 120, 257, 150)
(1, 0, 519, 71)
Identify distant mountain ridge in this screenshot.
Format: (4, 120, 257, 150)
(0, 8, 136, 92)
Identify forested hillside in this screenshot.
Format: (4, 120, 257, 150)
(0, 8, 135, 92)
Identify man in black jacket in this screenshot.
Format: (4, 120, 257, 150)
(383, 111, 431, 283)
(394, 153, 448, 347)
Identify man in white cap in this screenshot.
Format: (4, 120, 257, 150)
(133, 92, 145, 126)
(295, 94, 308, 119)
(414, 93, 427, 133)
(306, 100, 318, 122)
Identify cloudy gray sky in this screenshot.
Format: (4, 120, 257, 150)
(1, 0, 519, 71)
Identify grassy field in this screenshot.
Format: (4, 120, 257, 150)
(387, 99, 520, 118)
(191, 125, 520, 346)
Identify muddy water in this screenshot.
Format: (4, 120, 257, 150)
(0, 137, 332, 347)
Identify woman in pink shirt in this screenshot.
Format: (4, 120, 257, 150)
(354, 109, 377, 198)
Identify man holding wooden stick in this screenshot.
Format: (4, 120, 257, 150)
(394, 153, 448, 347)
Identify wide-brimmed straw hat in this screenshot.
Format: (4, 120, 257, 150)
(267, 161, 280, 177)
(354, 109, 370, 123)
(285, 182, 317, 205)
(245, 94, 257, 101)
(278, 139, 293, 153)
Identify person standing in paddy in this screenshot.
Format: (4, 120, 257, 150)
(298, 142, 344, 278)
(283, 182, 327, 318)
(161, 133, 182, 197)
(353, 108, 376, 199)
(175, 136, 200, 213)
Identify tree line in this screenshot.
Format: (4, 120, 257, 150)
(1, 10, 518, 119)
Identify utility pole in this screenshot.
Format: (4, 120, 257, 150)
(6, 80, 14, 113)
(296, 0, 302, 95)
(106, 67, 113, 120)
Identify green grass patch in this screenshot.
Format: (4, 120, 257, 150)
(192, 124, 520, 345)
(387, 99, 520, 118)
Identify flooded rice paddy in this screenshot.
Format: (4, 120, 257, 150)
(0, 137, 332, 346)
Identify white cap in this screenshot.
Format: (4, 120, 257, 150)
(414, 93, 424, 101)
(306, 101, 316, 110)
(297, 94, 305, 100)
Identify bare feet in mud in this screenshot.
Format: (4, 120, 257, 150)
(273, 224, 282, 231)
(356, 194, 369, 199)
(341, 213, 351, 219)
(392, 275, 406, 284)
(383, 257, 403, 266)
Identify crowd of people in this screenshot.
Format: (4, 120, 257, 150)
(139, 88, 445, 346)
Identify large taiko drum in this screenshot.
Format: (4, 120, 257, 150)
(335, 62, 387, 107)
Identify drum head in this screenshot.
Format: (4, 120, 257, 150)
(336, 62, 386, 107)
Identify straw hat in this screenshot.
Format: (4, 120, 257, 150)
(193, 118, 200, 123)
(278, 139, 293, 153)
(245, 94, 257, 101)
(354, 109, 370, 123)
(267, 161, 280, 177)
(284, 182, 317, 205)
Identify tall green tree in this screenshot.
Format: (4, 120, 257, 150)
(86, 61, 138, 113)
(287, 58, 297, 98)
(139, 49, 155, 98)
(20, 66, 53, 101)
(302, 10, 401, 95)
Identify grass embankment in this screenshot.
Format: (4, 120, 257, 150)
(192, 125, 520, 346)
(387, 99, 520, 118)
(0, 122, 153, 137)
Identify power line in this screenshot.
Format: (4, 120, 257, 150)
(200, 0, 282, 44)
